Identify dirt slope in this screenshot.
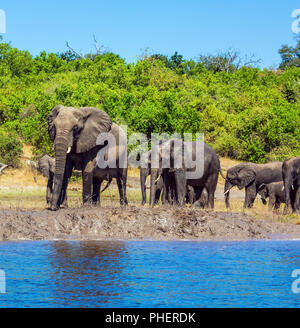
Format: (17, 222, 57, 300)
(1, 206, 300, 242)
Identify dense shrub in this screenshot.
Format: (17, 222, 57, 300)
(0, 39, 299, 162)
(0, 127, 23, 167)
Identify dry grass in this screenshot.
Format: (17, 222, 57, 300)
(0, 149, 299, 224)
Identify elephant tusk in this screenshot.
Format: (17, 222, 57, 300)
(292, 185, 294, 190)
(67, 147, 72, 154)
(224, 189, 230, 195)
(155, 174, 161, 184)
(282, 186, 285, 191)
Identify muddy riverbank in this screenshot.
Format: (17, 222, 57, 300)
(0, 206, 300, 241)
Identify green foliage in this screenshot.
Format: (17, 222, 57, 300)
(0, 39, 299, 163)
(279, 39, 300, 69)
(0, 127, 23, 167)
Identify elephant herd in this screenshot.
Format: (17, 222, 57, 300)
(38, 105, 300, 214)
(224, 160, 300, 214)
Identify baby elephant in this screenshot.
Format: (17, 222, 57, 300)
(37, 155, 68, 207)
(258, 181, 285, 211)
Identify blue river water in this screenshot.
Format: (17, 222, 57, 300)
(0, 240, 300, 308)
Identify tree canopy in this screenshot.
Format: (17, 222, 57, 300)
(0, 38, 299, 165)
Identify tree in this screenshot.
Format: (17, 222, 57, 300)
(198, 49, 261, 73)
(57, 50, 80, 62)
(279, 38, 300, 69)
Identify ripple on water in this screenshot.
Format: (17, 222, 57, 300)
(0, 240, 300, 307)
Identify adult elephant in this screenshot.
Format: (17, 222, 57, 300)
(140, 150, 163, 206)
(224, 162, 282, 209)
(150, 139, 221, 208)
(48, 105, 127, 210)
(282, 157, 300, 214)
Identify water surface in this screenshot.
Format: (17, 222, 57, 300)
(0, 240, 300, 307)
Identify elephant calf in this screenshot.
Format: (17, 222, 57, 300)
(258, 182, 285, 211)
(38, 155, 58, 206)
(186, 186, 209, 208)
(224, 162, 283, 209)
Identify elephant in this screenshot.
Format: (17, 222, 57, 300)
(37, 155, 62, 207)
(224, 162, 283, 209)
(150, 139, 221, 208)
(37, 154, 113, 208)
(140, 150, 163, 205)
(282, 157, 300, 214)
(186, 185, 209, 208)
(257, 181, 285, 211)
(48, 105, 128, 210)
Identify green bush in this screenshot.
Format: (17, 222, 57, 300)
(0, 127, 23, 167)
(0, 38, 299, 163)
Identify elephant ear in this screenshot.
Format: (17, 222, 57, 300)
(48, 105, 64, 142)
(238, 167, 256, 189)
(38, 156, 51, 179)
(76, 107, 112, 153)
(49, 157, 55, 174)
(257, 184, 266, 197)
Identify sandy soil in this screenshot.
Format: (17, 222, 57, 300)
(1, 206, 300, 242)
(1, 154, 300, 242)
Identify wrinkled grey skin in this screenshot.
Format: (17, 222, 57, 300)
(48, 105, 127, 210)
(257, 181, 285, 211)
(224, 162, 283, 209)
(86, 123, 128, 206)
(150, 139, 184, 207)
(140, 151, 163, 205)
(150, 140, 220, 208)
(38, 154, 112, 208)
(282, 157, 300, 214)
(187, 185, 209, 208)
(37, 155, 63, 207)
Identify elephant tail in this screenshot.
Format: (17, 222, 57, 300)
(219, 167, 227, 180)
(101, 178, 113, 193)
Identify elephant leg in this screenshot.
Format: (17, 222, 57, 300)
(61, 193, 68, 209)
(92, 178, 101, 206)
(46, 176, 53, 205)
(170, 179, 177, 204)
(140, 169, 148, 206)
(244, 184, 257, 208)
(207, 191, 215, 209)
(155, 188, 161, 205)
(82, 162, 94, 204)
(283, 180, 292, 214)
(186, 186, 195, 205)
(117, 175, 127, 206)
(58, 161, 72, 208)
(206, 173, 218, 209)
(122, 170, 128, 205)
(274, 198, 281, 211)
(161, 188, 166, 204)
(291, 188, 297, 213)
(268, 195, 276, 211)
(294, 186, 300, 213)
(193, 186, 204, 207)
(163, 172, 171, 205)
(174, 169, 186, 206)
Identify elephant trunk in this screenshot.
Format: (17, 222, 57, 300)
(224, 180, 233, 209)
(51, 137, 69, 210)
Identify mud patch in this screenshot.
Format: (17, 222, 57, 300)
(0, 206, 300, 241)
